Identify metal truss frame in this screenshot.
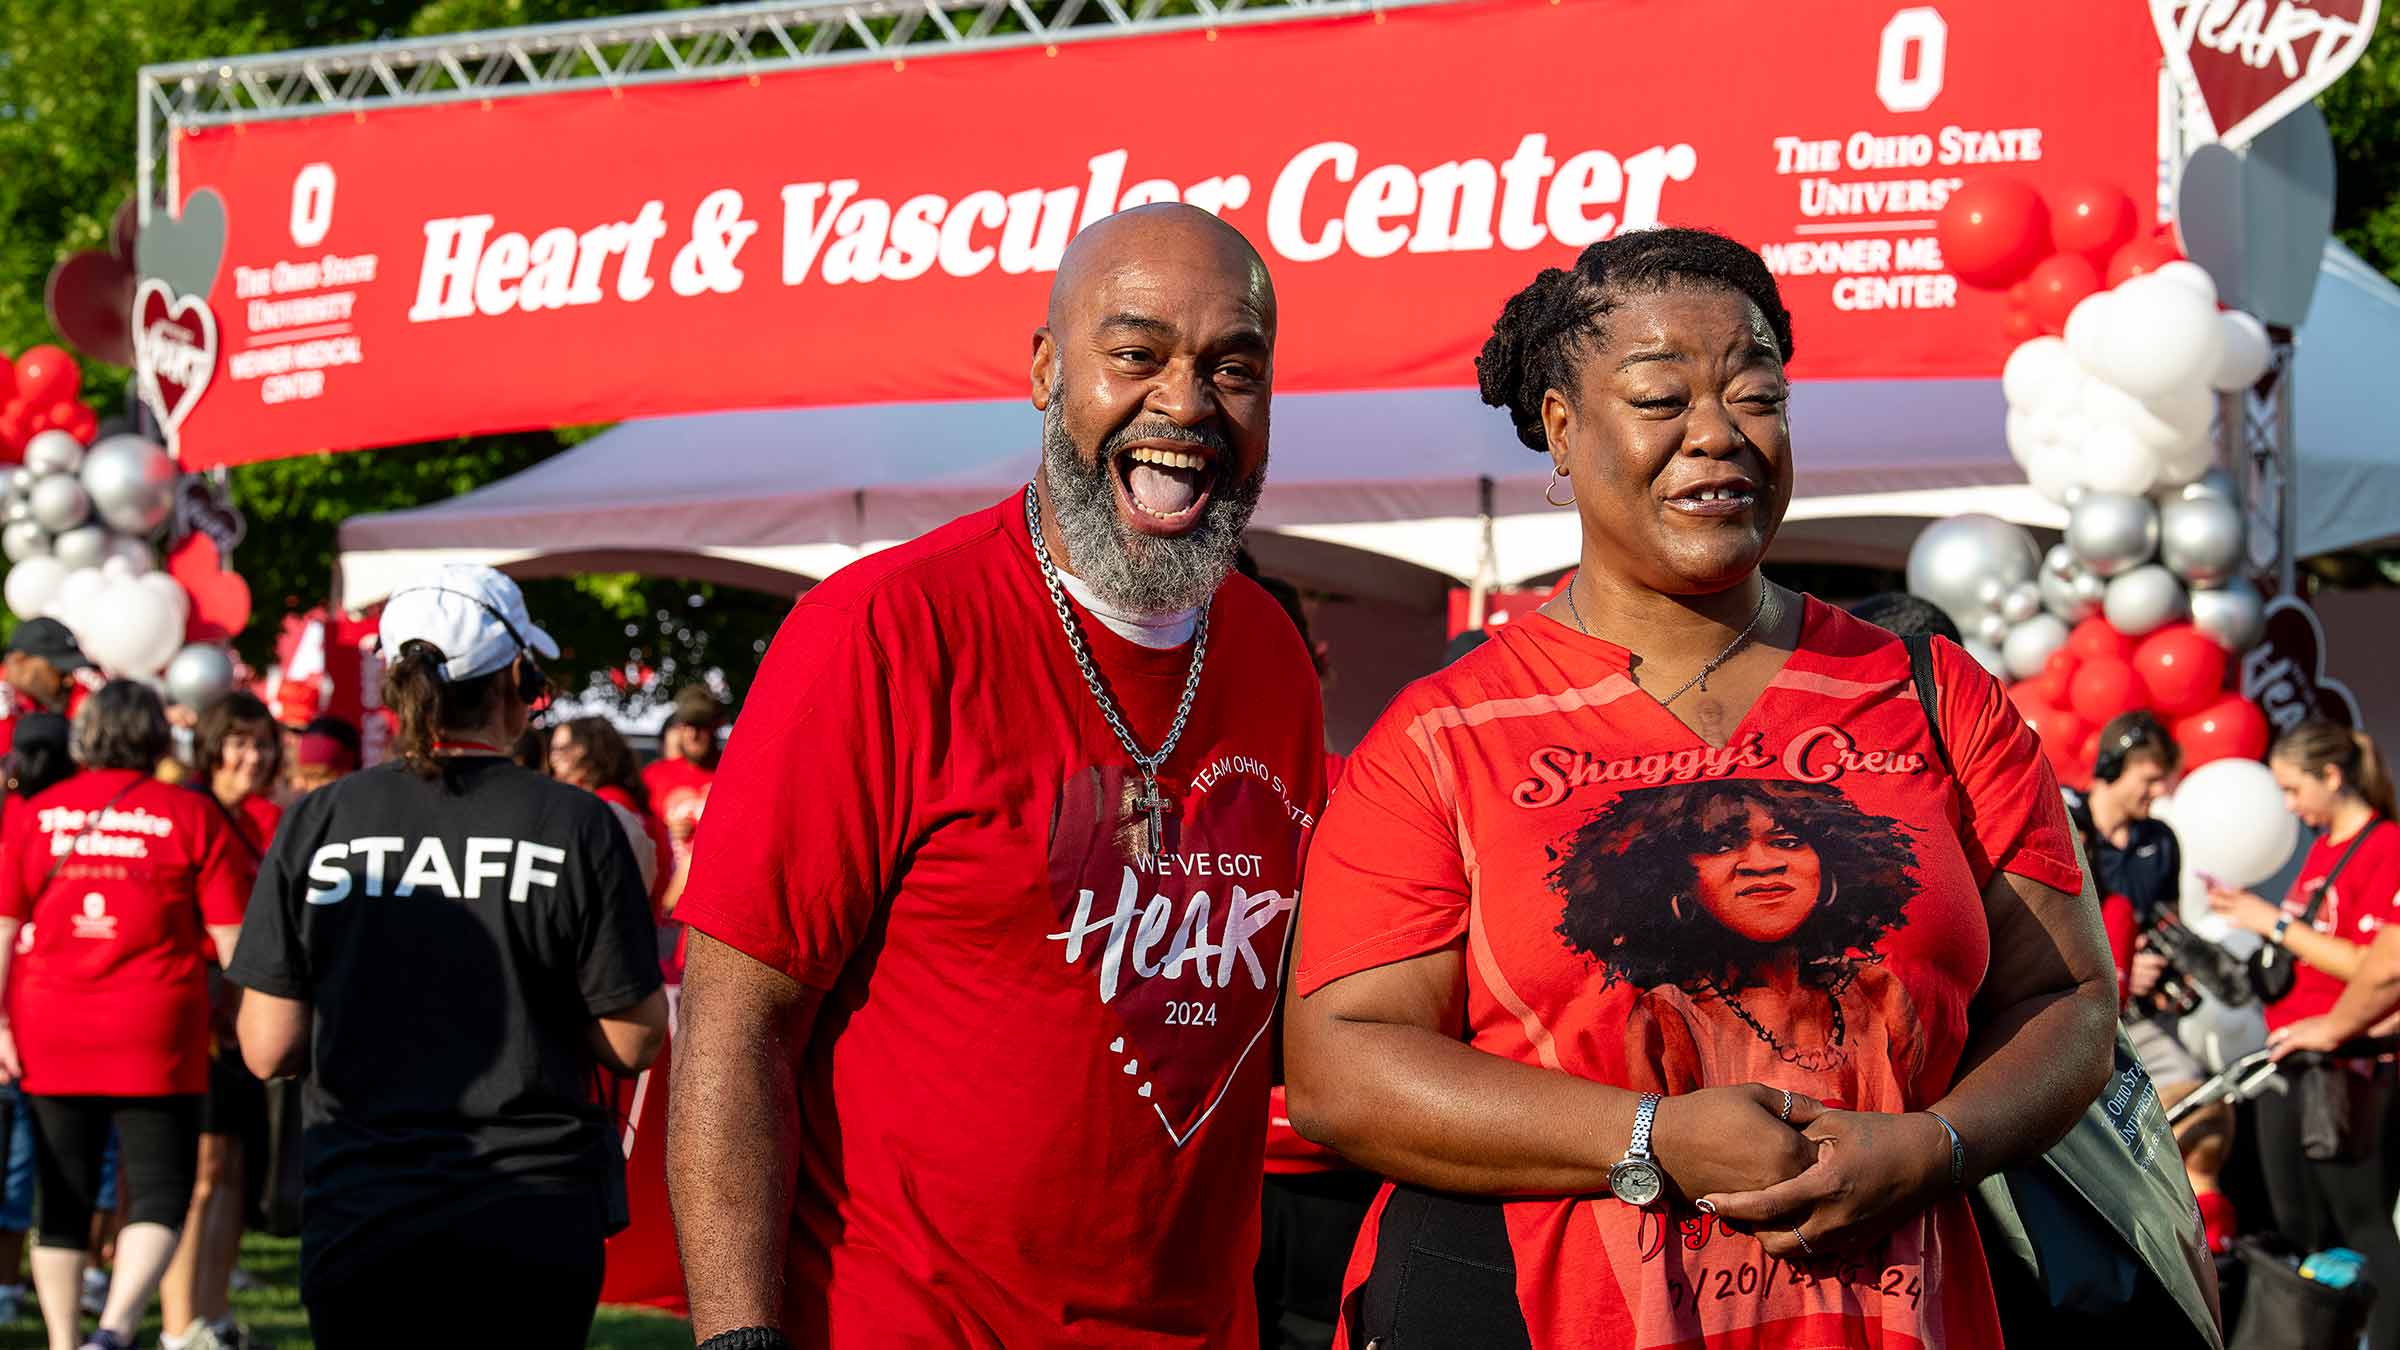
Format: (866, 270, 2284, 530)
(138, 0, 1427, 225)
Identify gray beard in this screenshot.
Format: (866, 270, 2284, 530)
(1040, 398, 1263, 615)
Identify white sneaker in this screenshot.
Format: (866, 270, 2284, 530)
(79, 1266, 108, 1316)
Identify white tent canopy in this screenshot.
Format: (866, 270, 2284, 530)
(341, 243, 2400, 610)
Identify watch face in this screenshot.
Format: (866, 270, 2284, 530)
(1610, 1158, 1664, 1207)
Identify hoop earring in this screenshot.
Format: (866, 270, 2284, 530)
(1823, 874, 1838, 908)
(1668, 894, 1691, 923)
(1545, 471, 1575, 507)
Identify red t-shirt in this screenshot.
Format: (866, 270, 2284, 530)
(595, 784, 674, 918)
(641, 757, 713, 865)
(1267, 749, 1352, 1177)
(1, 769, 248, 1095)
(2266, 819, 2400, 1030)
(0, 675, 95, 759)
(677, 498, 1327, 1348)
(1296, 603, 2081, 1350)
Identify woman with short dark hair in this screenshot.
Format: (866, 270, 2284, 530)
(1284, 228, 2114, 1347)
(0, 681, 247, 1350)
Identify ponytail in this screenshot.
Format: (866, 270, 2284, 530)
(2272, 718, 2398, 821)
(386, 639, 506, 780)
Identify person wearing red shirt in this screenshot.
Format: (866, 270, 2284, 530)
(0, 681, 248, 1350)
(551, 717, 672, 914)
(668, 205, 1325, 1350)
(2210, 720, 2400, 1346)
(0, 620, 100, 761)
(1282, 229, 2115, 1349)
(160, 693, 285, 1350)
(642, 686, 722, 869)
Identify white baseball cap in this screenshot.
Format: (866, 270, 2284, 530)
(378, 564, 559, 683)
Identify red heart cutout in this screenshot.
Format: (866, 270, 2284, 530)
(167, 534, 252, 643)
(2151, 0, 2379, 149)
(133, 278, 218, 453)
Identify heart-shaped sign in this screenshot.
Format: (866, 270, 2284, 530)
(2151, 0, 2381, 150)
(2240, 595, 2362, 735)
(133, 278, 219, 453)
(166, 533, 253, 644)
(135, 187, 230, 300)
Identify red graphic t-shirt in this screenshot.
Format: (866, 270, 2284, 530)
(0, 769, 249, 1095)
(2267, 819, 2400, 1030)
(677, 497, 1327, 1348)
(1297, 602, 2081, 1349)
(641, 756, 713, 868)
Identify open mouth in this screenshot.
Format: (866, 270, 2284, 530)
(1113, 442, 1220, 535)
(1665, 477, 1759, 518)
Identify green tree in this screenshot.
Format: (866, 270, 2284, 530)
(2320, 4, 2400, 284)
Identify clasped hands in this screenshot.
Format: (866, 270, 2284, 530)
(1650, 1083, 1954, 1263)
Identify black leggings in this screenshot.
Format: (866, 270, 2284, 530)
(304, 1189, 604, 1350)
(25, 1094, 201, 1248)
(2255, 1072, 2400, 1349)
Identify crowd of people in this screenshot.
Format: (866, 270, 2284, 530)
(0, 205, 2391, 1350)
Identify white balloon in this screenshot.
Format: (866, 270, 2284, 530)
(2081, 376, 2198, 458)
(2004, 410, 2050, 468)
(2170, 757, 2299, 890)
(2003, 613, 2070, 679)
(103, 535, 154, 576)
(2077, 422, 2162, 497)
(137, 571, 191, 627)
(50, 525, 110, 573)
(3, 557, 67, 619)
(2083, 278, 2223, 400)
(2063, 291, 2119, 370)
(2002, 336, 2080, 409)
(1, 521, 49, 564)
(22, 431, 85, 479)
(2026, 442, 2087, 506)
(2153, 433, 2220, 490)
(2210, 310, 2271, 391)
(2148, 260, 2220, 305)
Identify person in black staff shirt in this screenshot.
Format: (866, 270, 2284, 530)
(229, 564, 666, 1350)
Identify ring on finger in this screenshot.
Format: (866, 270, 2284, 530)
(1790, 1225, 1815, 1257)
(1779, 1088, 1793, 1122)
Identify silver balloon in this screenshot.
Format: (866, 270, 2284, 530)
(2042, 542, 2081, 580)
(79, 436, 177, 536)
(1, 498, 28, 526)
(2065, 491, 2159, 578)
(2103, 564, 2188, 638)
(1972, 610, 2012, 647)
(2071, 570, 2109, 611)
(1962, 639, 2009, 679)
(1, 521, 49, 564)
(1906, 514, 2042, 626)
(4, 468, 32, 500)
(26, 474, 90, 534)
(2000, 582, 2042, 625)
(50, 524, 110, 572)
(2177, 469, 2238, 506)
(163, 642, 238, 711)
(2039, 562, 2102, 623)
(2158, 494, 2245, 587)
(103, 535, 155, 576)
(21, 430, 85, 479)
(2190, 580, 2267, 652)
(2003, 613, 2071, 680)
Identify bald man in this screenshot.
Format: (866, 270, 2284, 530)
(668, 206, 1328, 1349)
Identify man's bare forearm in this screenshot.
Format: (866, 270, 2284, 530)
(668, 934, 819, 1339)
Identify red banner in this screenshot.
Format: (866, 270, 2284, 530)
(167, 0, 2160, 467)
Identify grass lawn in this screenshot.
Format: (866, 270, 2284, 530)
(0, 1234, 692, 1348)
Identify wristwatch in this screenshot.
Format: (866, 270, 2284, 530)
(1609, 1092, 1666, 1207)
(2271, 913, 2294, 946)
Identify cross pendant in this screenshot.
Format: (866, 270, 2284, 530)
(1136, 774, 1169, 860)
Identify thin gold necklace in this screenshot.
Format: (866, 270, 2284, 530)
(1566, 579, 1777, 707)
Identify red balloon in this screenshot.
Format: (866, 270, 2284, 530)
(0, 352, 15, 403)
(2026, 253, 2102, 336)
(56, 404, 96, 445)
(1937, 178, 2053, 289)
(2077, 725, 2107, 770)
(11, 345, 78, 406)
(2133, 622, 2230, 717)
(2054, 183, 2139, 264)
(2008, 281, 2032, 308)
(2106, 234, 2184, 288)
(2069, 656, 2147, 724)
(2020, 670, 2068, 708)
(2068, 616, 2135, 663)
(2024, 702, 2092, 778)
(2002, 307, 2041, 342)
(2043, 648, 2083, 683)
(2175, 694, 2271, 769)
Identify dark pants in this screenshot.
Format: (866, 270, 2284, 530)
(1351, 1183, 1533, 1350)
(24, 1094, 201, 1247)
(303, 1189, 604, 1350)
(1256, 1169, 1380, 1350)
(2255, 1071, 2400, 1349)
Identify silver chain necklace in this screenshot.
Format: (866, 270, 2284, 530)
(1567, 578, 1776, 707)
(1024, 483, 1210, 859)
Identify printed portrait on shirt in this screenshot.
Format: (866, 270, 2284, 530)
(1549, 778, 1929, 1100)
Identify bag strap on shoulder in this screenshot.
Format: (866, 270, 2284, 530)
(1903, 634, 1954, 778)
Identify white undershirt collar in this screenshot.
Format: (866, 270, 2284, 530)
(1055, 569, 1200, 650)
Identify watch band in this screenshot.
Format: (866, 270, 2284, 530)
(1629, 1092, 1662, 1159)
(2271, 913, 2295, 946)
